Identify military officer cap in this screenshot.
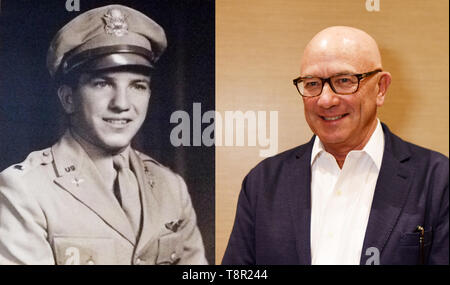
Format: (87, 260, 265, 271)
(47, 4, 167, 81)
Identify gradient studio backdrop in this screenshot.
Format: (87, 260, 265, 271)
(0, 0, 215, 264)
(215, 0, 449, 263)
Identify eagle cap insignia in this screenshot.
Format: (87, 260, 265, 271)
(103, 8, 128, 37)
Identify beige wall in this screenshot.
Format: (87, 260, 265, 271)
(215, 0, 449, 263)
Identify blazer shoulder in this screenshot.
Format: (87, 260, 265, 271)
(248, 140, 312, 176)
(410, 142, 448, 163)
(390, 131, 448, 167)
(383, 123, 448, 166)
(408, 142, 449, 177)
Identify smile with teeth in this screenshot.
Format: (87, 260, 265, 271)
(322, 114, 347, 121)
(104, 119, 131, 125)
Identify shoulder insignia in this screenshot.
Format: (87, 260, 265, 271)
(14, 165, 23, 171)
(41, 149, 54, 165)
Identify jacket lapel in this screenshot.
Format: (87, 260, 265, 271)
(360, 124, 414, 264)
(129, 149, 159, 252)
(287, 138, 314, 265)
(51, 131, 136, 245)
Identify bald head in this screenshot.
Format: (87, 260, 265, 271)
(300, 26, 382, 75)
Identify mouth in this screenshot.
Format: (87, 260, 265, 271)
(103, 118, 132, 126)
(320, 114, 348, 121)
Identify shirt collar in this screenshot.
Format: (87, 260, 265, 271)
(311, 119, 385, 169)
(311, 134, 325, 166)
(362, 119, 384, 170)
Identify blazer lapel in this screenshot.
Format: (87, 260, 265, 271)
(51, 131, 136, 245)
(360, 124, 414, 264)
(287, 138, 314, 265)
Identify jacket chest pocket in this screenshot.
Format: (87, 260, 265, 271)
(155, 233, 183, 265)
(398, 229, 433, 264)
(53, 237, 116, 265)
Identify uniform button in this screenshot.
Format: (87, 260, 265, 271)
(135, 258, 141, 265)
(43, 151, 49, 156)
(87, 259, 95, 265)
(170, 252, 177, 262)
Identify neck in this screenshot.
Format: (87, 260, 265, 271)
(70, 128, 130, 174)
(322, 119, 378, 168)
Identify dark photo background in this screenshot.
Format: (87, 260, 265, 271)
(0, 0, 215, 264)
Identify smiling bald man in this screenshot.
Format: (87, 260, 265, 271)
(222, 26, 449, 265)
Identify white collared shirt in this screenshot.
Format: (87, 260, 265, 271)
(310, 120, 384, 265)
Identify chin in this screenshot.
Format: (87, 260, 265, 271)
(317, 132, 348, 145)
(99, 136, 133, 152)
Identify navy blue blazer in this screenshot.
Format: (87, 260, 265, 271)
(222, 123, 449, 265)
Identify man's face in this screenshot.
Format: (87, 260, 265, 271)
(66, 70, 151, 153)
(301, 54, 383, 151)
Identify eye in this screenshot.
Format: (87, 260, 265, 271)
(334, 75, 357, 85)
(92, 80, 111, 89)
(131, 82, 150, 91)
(303, 79, 321, 89)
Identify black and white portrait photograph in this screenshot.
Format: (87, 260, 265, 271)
(0, 0, 214, 265)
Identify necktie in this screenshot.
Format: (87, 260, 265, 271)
(113, 154, 142, 237)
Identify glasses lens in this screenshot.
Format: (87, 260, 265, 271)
(331, 74, 358, 94)
(299, 78, 322, 97)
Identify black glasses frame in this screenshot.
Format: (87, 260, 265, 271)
(292, 69, 382, 97)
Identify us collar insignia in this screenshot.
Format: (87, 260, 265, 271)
(103, 8, 128, 37)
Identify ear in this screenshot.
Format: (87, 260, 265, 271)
(375, 72, 392, 107)
(57, 85, 75, 114)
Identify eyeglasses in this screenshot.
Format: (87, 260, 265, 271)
(292, 69, 382, 97)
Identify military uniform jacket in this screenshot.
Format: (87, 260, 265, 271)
(0, 131, 207, 265)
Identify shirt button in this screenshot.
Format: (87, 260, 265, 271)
(170, 252, 178, 262)
(135, 258, 141, 265)
(87, 259, 95, 265)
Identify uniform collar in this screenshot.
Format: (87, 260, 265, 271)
(52, 130, 88, 177)
(51, 130, 137, 245)
(70, 129, 131, 180)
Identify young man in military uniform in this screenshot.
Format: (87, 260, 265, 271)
(0, 5, 207, 265)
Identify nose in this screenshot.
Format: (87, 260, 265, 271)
(109, 86, 130, 111)
(316, 82, 339, 109)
